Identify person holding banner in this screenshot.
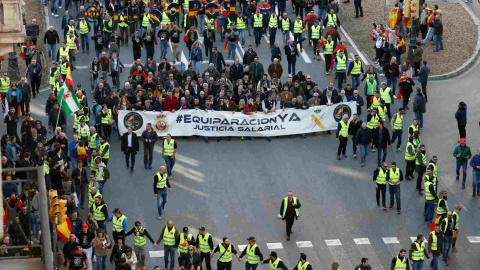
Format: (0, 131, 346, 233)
(336, 114, 350, 160)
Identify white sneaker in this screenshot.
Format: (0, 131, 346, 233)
(52, 13, 54, 16)
(58, 6, 62, 9)
(54, 14, 59, 17)
(92, 255, 97, 263)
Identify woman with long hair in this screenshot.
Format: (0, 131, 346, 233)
(189, 41, 203, 76)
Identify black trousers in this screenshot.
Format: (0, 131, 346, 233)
(125, 148, 136, 170)
(325, 54, 332, 72)
(287, 58, 296, 76)
(19, 100, 30, 115)
(406, 160, 415, 178)
(416, 167, 425, 191)
(112, 231, 125, 244)
(375, 183, 386, 207)
(75, 184, 86, 206)
(354, 0, 363, 17)
(217, 261, 232, 270)
(420, 24, 428, 39)
(145, 45, 154, 62)
(200, 252, 212, 270)
(143, 144, 154, 165)
(421, 82, 428, 102)
(31, 76, 41, 97)
(458, 123, 466, 139)
(285, 214, 295, 237)
(337, 136, 348, 155)
(414, 61, 421, 77)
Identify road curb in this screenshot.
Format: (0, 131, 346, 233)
(340, 0, 480, 81)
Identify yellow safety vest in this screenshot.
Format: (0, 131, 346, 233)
(49, 68, 58, 85)
(227, 18, 236, 28)
(336, 55, 346, 71)
(205, 18, 215, 30)
(411, 242, 425, 261)
(389, 168, 400, 185)
(429, 231, 438, 251)
(246, 244, 259, 264)
(183, 0, 189, 11)
(339, 121, 349, 137)
(93, 204, 106, 221)
(88, 132, 98, 149)
(409, 124, 419, 135)
(0, 78, 10, 93)
(164, 139, 175, 156)
(101, 109, 112, 124)
(67, 35, 76, 50)
(237, 17, 246, 29)
(327, 13, 337, 27)
(437, 198, 448, 215)
(59, 47, 70, 61)
(425, 181, 435, 200)
(376, 169, 387, 184)
(293, 21, 303, 33)
(282, 197, 299, 218)
(90, 158, 98, 173)
(324, 41, 334, 54)
(142, 14, 151, 27)
(297, 261, 310, 270)
(156, 172, 168, 189)
(453, 212, 459, 229)
(415, 152, 426, 166)
(78, 124, 89, 139)
(198, 233, 211, 253)
(351, 60, 362, 75)
(311, 25, 321, 39)
(393, 113, 403, 130)
(99, 142, 110, 159)
(370, 96, 381, 110)
(253, 14, 263, 28)
(112, 215, 126, 232)
(269, 258, 282, 270)
(366, 80, 377, 95)
(79, 21, 89, 34)
(73, 114, 83, 130)
(161, 11, 171, 26)
(378, 106, 387, 121)
(163, 226, 177, 246)
(394, 256, 407, 269)
(428, 162, 437, 177)
(367, 114, 379, 129)
(43, 161, 50, 175)
(119, 16, 129, 27)
(405, 142, 415, 161)
(218, 244, 232, 262)
(178, 233, 193, 253)
(269, 15, 278, 28)
(281, 18, 290, 31)
(88, 191, 101, 209)
(380, 87, 391, 103)
(134, 227, 147, 246)
(60, 61, 68, 75)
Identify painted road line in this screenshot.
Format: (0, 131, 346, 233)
(289, 32, 312, 64)
(350, 52, 356, 60)
(410, 237, 428, 244)
(201, 60, 236, 64)
(238, 245, 247, 252)
(198, 36, 204, 44)
(339, 25, 369, 65)
(325, 239, 353, 270)
(353, 238, 371, 245)
(382, 237, 400, 244)
(266, 242, 284, 250)
(149, 250, 164, 257)
(267, 242, 292, 270)
(319, 53, 325, 60)
(353, 239, 386, 270)
(77, 63, 133, 69)
(264, 34, 270, 43)
(297, 241, 326, 270)
(236, 48, 243, 60)
(383, 237, 403, 257)
(237, 41, 245, 54)
(467, 236, 480, 243)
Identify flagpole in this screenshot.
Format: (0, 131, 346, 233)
(55, 94, 65, 132)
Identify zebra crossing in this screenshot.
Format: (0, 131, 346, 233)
(148, 234, 480, 269)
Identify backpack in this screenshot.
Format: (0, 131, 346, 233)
(103, 167, 110, 180)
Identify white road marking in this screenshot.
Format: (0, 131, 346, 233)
(326, 243, 353, 270)
(238, 245, 247, 252)
(236, 48, 243, 60)
(264, 34, 270, 43)
(354, 238, 371, 245)
(296, 241, 313, 248)
(325, 239, 342, 246)
(198, 36, 204, 44)
(170, 181, 208, 197)
(266, 242, 284, 250)
(289, 32, 312, 64)
(149, 250, 164, 257)
(383, 237, 400, 244)
(319, 53, 325, 60)
(339, 25, 369, 65)
(410, 237, 428, 244)
(201, 60, 235, 64)
(350, 52, 356, 60)
(467, 236, 480, 243)
(237, 42, 245, 54)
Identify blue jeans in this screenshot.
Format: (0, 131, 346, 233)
(412, 260, 424, 270)
(90, 76, 99, 91)
(164, 244, 176, 270)
(386, 76, 398, 96)
(50, 0, 58, 14)
(71, 157, 77, 172)
(157, 189, 168, 217)
(473, 170, 480, 193)
(98, 181, 105, 193)
(433, 35, 443, 51)
(32, 213, 40, 236)
(160, 40, 169, 58)
(48, 44, 57, 59)
(228, 42, 236, 59)
(193, 61, 201, 73)
(96, 254, 107, 270)
(415, 112, 423, 129)
(198, 15, 206, 32)
(442, 235, 453, 261)
(424, 200, 435, 223)
(360, 144, 369, 164)
(391, 129, 403, 148)
(317, 8, 327, 21)
(456, 160, 468, 186)
(239, 29, 245, 46)
(164, 155, 175, 176)
(245, 262, 258, 270)
(431, 254, 439, 270)
(389, 184, 401, 210)
(95, 49, 102, 58)
(352, 75, 360, 90)
(80, 33, 90, 52)
(423, 27, 434, 44)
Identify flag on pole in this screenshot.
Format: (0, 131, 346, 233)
(180, 52, 189, 74)
(56, 64, 80, 115)
(55, 216, 73, 243)
(1, 94, 8, 117)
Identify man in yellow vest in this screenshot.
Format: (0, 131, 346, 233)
(57, 42, 70, 63)
(196, 227, 214, 270)
(178, 227, 195, 255)
(66, 31, 79, 66)
(98, 136, 110, 165)
(125, 221, 157, 270)
(90, 196, 109, 233)
(387, 161, 403, 214)
(236, 15, 247, 47)
(77, 17, 90, 53)
(119, 15, 129, 46)
(279, 192, 301, 241)
(281, 12, 292, 44)
(390, 108, 405, 151)
(336, 114, 350, 160)
(347, 54, 363, 89)
(440, 211, 454, 266)
(310, 20, 321, 59)
(415, 144, 427, 195)
(293, 16, 304, 52)
(379, 82, 392, 120)
(409, 235, 430, 269)
(268, 12, 279, 48)
(162, 133, 177, 178)
(1, 72, 11, 107)
(391, 249, 409, 270)
(59, 55, 69, 80)
(253, 9, 264, 47)
(212, 237, 239, 270)
(373, 162, 389, 210)
(405, 136, 416, 180)
(49, 62, 59, 92)
(141, 9, 151, 35)
(77, 119, 89, 143)
(452, 205, 461, 252)
(324, 8, 339, 29)
(238, 236, 264, 269)
(428, 224, 442, 270)
(154, 166, 172, 219)
(262, 251, 287, 270)
(423, 167, 438, 224)
(334, 49, 348, 90)
(322, 35, 334, 74)
(105, 208, 127, 243)
(295, 253, 311, 270)
(436, 190, 448, 220)
(157, 220, 179, 270)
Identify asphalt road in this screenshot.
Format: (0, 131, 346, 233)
(2, 2, 480, 270)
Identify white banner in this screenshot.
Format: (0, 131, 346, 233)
(118, 102, 357, 137)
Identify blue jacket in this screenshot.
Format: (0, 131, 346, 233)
(349, 95, 364, 115)
(470, 154, 480, 172)
(7, 88, 22, 103)
(189, 47, 203, 62)
(418, 65, 430, 83)
(106, 214, 128, 231)
(69, 140, 78, 159)
(6, 141, 22, 162)
(26, 63, 42, 80)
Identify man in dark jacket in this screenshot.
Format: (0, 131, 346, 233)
(71, 161, 88, 208)
(63, 234, 79, 267)
(354, 257, 371, 270)
(413, 88, 426, 129)
(348, 114, 363, 159)
(418, 61, 430, 102)
(243, 45, 258, 66)
(433, 16, 443, 52)
(455, 102, 467, 139)
(230, 59, 245, 82)
(373, 120, 391, 167)
(209, 47, 226, 72)
(141, 123, 158, 169)
(383, 56, 400, 97)
(284, 39, 299, 76)
(121, 126, 139, 173)
(44, 26, 60, 60)
(356, 122, 371, 167)
(348, 90, 364, 116)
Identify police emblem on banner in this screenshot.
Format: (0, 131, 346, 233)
(205, 3, 219, 19)
(124, 112, 144, 131)
(167, 3, 180, 21)
(154, 115, 169, 134)
(333, 104, 352, 122)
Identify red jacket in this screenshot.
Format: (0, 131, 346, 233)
(164, 96, 178, 112)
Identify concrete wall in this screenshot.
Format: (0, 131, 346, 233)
(0, 258, 44, 270)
